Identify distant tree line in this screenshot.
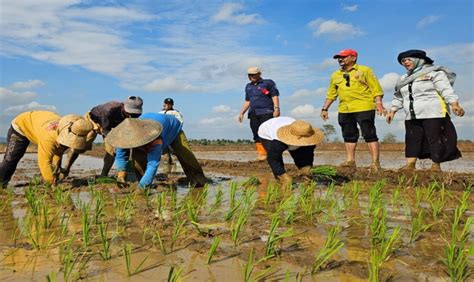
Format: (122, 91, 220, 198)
(189, 139, 254, 145)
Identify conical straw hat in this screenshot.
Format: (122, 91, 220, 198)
(276, 120, 324, 146)
(57, 114, 93, 150)
(105, 118, 162, 149)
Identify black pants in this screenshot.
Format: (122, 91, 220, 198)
(261, 138, 315, 177)
(249, 112, 274, 142)
(0, 126, 30, 187)
(405, 116, 461, 163)
(338, 110, 378, 143)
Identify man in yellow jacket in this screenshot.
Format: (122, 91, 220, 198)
(0, 111, 93, 187)
(320, 49, 386, 173)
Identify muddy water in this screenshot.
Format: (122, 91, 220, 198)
(194, 150, 474, 173)
(0, 153, 473, 281)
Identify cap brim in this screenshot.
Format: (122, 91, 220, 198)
(57, 131, 87, 150)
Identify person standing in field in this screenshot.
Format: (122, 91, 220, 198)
(159, 97, 184, 165)
(320, 49, 386, 173)
(0, 111, 92, 187)
(61, 96, 143, 178)
(386, 49, 465, 172)
(238, 67, 281, 161)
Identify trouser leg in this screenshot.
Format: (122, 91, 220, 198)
(131, 148, 147, 180)
(261, 139, 287, 177)
(0, 126, 30, 187)
(100, 142, 115, 177)
(289, 145, 315, 169)
(170, 131, 207, 187)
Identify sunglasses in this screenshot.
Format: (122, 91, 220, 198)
(343, 73, 350, 87)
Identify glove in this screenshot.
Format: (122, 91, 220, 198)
(116, 171, 128, 189)
(451, 103, 465, 117)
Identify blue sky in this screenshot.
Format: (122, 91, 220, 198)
(1, 0, 473, 141)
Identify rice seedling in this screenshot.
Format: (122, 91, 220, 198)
(368, 181, 384, 215)
(148, 227, 167, 254)
(409, 209, 437, 243)
(123, 243, 150, 276)
(310, 165, 337, 182)
(170, 219, 186, 252)
(265, 214, 293, 257)
(311, 226, 344, 274)
(154, 192, 166, 219)
(414, 187, 423, 209)
(300, 194, 323, 221)
(25, 186, 42, 216)
(379, 226, 402, 262)
(242, 249, 275, 282)
(186, 200, 203, 234)
(93, 190, 105, 224)
(98, 220, 112, 261)
(370, 206, 387, 246)
(429, 186, 446, 220)
(241, 176, 260, 187)
(229, 181, 238, 209)
(209, 187, 223, 213)
(61, 244, 80, 281)
(41, 201, 54, 229)
(368, 226, 402, 281)
(231, 207, 251, 246)
(264, 183, 280, 210)
(53, 185, 71, 206)
(391, 186, 400, 208)
(352, 181, 361, 201)
(46, 271, 57, 282)
(206, 236, 221, 264)
(324, 182, 336, 201)
(444, 216, 473, 281)
(224, 198, 242, 221)
(276, 194, 298, 225)
(167, 265, 185, 282)
(81, 203, 91, 248)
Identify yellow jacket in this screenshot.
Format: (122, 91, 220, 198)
(326, 64, 383, 113)
(12, 111, 63, 184)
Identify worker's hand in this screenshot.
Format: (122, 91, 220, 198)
(376, 102, 387, 116)
(451, 102, 465, 117)
(116, 171, 128, 188)
(386, 111, 396, 124)
(238, 113, 244, 123)
(273, 108, 280, 117)
(320, 110, 329, 121)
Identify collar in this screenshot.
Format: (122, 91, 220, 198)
(339, 63, 359, 73)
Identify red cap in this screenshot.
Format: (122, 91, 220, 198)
(333, 49, 358, 59)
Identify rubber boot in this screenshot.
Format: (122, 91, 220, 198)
(255, 142, 267, 161)
(398, 158, 416, 172)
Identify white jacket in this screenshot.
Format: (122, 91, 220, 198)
(391, 66, 459, 120)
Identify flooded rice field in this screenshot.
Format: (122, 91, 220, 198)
(0, 152, 473, 281)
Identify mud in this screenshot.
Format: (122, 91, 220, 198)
(0, 150, 473, 281)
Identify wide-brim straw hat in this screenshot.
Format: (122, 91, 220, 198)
(105, 118, 162, 149)
(57, 114, 94, 150)
(277, 120, 325, 146)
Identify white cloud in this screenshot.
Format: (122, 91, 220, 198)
(342, 4, 358, 12)
(290, 104, 318, 117)
(288, 87, 326, 101)
(379, 72, 400, 94)
(143, 77, 198, 93)
(211, 3, 264, 25)
(213, 105, 231, 113)
(427, 43, 474, 64)
(0, 87, 37, 105)
(199, 116, 226, 125)
(308, 18, 364, 41)
(9, 79, 45, 90)
(3, 102, 56, 116)
(417, 15, 442, 29)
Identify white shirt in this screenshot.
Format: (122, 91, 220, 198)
(159, 109, 184, 124)
(258, 116, 295, 141)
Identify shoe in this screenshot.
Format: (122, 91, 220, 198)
(340, 160, 356, 168)
(255, 142, 267, 162)
(299, 166, 312, 174)
(430, 163, 442, 172)
(277, 173, 293, 188)
(257, 155, 267, 161)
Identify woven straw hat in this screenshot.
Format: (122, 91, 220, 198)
(57, 115, 94, 150)
(277, 120, 324, 146)
(105, 118, 162, 149)
(247, 67, 261, 74)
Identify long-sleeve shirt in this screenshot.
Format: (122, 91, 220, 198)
(115, 113, 182, 187)
(390, 67, 458, 120)
(89, 101, 127, 136)
(245, 78, 279, 115)
(11, 111, 63, 184)
(159, 109, 184, 124)
(326, 64, 383, 113)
